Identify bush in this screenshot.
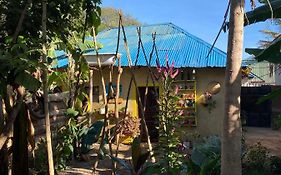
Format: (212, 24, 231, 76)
(33, 139, 48, 175)
(190, 135, 221, 175)
(269, 156, 281, 175)
(244, 142, 269, 169)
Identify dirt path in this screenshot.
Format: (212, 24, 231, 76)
(60, 127, 281, 174)
(244, 127, 281, 156)
(59, 143, 132, 175)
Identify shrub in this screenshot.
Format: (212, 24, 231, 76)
(190, 135, 221, 175)
(269, 156, 281, 175)
(33, 139, 48, 175)
(244, 142, 269, 169)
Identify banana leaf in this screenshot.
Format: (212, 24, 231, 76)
(81, 120, 104, 154)
(244, 0, 281, 26)
(245, 35, 281, 63)
(257, 87, 281, 104)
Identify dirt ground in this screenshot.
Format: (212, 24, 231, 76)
(59, 143, 132, 175)
(244, 127, 281, 156)
(60, 127, 281, 174)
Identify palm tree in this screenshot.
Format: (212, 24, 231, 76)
(221, 0, 245, 174)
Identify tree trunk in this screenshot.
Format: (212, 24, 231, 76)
(221, 0, 244, 175)
(0, 87, 24, 150)
(12, 105, 28, 175)
(42, 0, 55, 174)
(0, 96, 8, 175)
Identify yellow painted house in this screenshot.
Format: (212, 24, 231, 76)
(86, 23, 227, 139)
(57, 23, 227, 140)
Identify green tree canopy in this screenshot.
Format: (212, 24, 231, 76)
(98, 7, 141, 31)
(0, 0, 101, 45)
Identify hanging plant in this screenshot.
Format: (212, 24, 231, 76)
(201, 92, 216, 113)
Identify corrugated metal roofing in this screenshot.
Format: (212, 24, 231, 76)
(52, 50, 68, 68)
(89, 23, 227, 68)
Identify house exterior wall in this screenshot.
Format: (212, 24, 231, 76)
(92, 67, 225, 138)
(194, 68, 225, 137)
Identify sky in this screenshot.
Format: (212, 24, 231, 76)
(101, 0, 280, 59)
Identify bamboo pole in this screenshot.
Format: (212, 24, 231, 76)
(119, 14, 155, 162)
(42, 0, 55, 174)
(92, 27, 110, 173)
(114, 54, 122, 163)
(108, 64, 117, 175)
(89, 69, 94, 125)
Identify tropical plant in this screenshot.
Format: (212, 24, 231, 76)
(190, 136, 221, 175)
(55, 108, 103, 169)
(154, 57, 186, 174)
(111, 137, 160, 175)
(221, 0, 244, 174)
(222, 0, 281, 173)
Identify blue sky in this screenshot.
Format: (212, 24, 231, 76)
(101, 0, 280, 59)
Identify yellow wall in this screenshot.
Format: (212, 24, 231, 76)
(92, 67, 225, 137)
(195, 68, 225, 137)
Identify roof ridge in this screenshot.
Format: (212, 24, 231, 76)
(98, 23, 226, 56)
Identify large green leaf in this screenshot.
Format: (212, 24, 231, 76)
(65, 108, 79, 118)
(80, 120, 104, 154)
(257, 87, 281, 104)
(14, 71, 41, 92)
(135, 152, 150, 173)
(245, 0, 281, 26)
(132, 137, 141, 172)
(245, 35, 281, 63)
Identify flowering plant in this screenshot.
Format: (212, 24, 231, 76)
(155, 56, 185, 174)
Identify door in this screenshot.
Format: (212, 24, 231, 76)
(241, 86, 272, 127)
(138, 87, 159, 142)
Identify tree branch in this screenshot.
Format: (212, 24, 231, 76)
(12, 0, 33, 42)
(0, 95, 23, 150)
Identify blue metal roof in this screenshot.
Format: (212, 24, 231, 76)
(53, 23, 227, 68)
(51, 50, 68, 68)
(91, 23, 227, 68)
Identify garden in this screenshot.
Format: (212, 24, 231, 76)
(1, 0, 281, 175)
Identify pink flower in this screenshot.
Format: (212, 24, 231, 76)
(178, 110, 184, 116)
(171, 69, 179, 79)
(155, 55, 179, 80)
(175, 85, 179, 94)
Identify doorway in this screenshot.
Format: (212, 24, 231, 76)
(241, 86, 272, 127)
(138, 87, 159, 142)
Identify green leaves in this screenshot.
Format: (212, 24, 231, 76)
(245, 36, 281, 63)
(80, 120, 104, 154)
(65, 108, 79, 118)
(244, 0, 281, 26)
(131, 138, 150, 173)
(257, 87, 281, 104)
(14, 71, 41, 92)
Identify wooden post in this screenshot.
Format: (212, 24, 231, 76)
(42, 0, 55, 174)
(92, 27, 110, 172)
(114, 54, 122, 170)
(89, 69, 94, 125)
